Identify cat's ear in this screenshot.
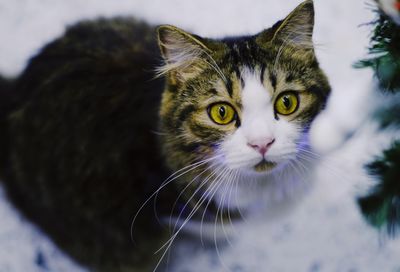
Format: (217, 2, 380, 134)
(157, 25, 213, 82)
(257, 0, 315, 49)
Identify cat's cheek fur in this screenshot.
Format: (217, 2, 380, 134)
(265, 120, 302, 162)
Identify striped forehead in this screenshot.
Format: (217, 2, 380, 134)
(239, 69, 276, 139)
(224, 37, 260, 68)
(241, 69, 273, 111)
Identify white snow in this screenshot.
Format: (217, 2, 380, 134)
(0, 0, 399, 271)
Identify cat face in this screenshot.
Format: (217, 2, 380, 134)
(158, 0, 330, 183)
(219, 70, 316, 175)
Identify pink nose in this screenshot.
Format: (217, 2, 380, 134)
(247, 138, 275, 156)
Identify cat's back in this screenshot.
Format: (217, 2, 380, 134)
(3, 18, 170, 271)
(16, 18, 161, 99)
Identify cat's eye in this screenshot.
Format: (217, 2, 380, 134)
(274, 92, 299, 115)
(208, 103, 236, 125)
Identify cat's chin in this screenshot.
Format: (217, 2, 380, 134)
(234, 159, 289, 178)
(253, 159, 277, 173)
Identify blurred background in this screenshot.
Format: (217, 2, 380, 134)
(0, 0, 399, 271)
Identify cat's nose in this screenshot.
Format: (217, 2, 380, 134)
(247, 138, 275, 156)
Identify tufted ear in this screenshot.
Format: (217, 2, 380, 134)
(257, 0, 315, 49)
(274, 0, 314, 47)
(156, 25, 213, 82)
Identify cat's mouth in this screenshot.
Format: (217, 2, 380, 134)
(254, 159, 277, 172)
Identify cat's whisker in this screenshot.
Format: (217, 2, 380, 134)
(273, 37, 289, 70)
(296, 147, 322, 158)
(204, 168, 229, 232)
(295, 149, 355, 187)
(201, 52, 227, 83)
(298, 152, 350, 182)
(296, 158, 312, 178)
(177, 166, 228, 233)
(131, 155, 222, 241)
(151, 174, 221, 272)
(168, 166, 231, 246)
(289, 160, 312, 193)
(218, 169, 235, 247)
(171, 164, 224, 231)
(287, 160, 301, 180)
(281, 160, 305, 198)
(155, 157, 214, 223)
(296, 153, 319, 165)
(213, 169, 232, 272)
(154, 166, 229, 266)
(293, 160, 312, 177)
(200, 169, 237, 246)
(170, 167, 229, 269)
(167, 160, 221, 229)
(289, 159, 305, 179)
(273, 31, 307, 70)
(295, 157, 312, 178)
(171, 163, 224, 235)
(164, 155, 221, 184)
(233, 170, 248, 224)
(195, 166, 234, 245)
(199, 167, 230, 245)
(226, 170, 240, 236)
(273, 26, 314, 70)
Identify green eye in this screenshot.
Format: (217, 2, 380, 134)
(275, 92, 299, 115)
(208, 103, 236, 125)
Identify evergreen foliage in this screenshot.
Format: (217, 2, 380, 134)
(358, 141, 400, 236)
(355, 14, 400, 92)
(356, 5, 400, 236)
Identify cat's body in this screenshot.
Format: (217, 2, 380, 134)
(1, 18, 172, 271)
(0, 1, 330, 271)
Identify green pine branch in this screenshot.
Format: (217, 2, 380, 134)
(356, 5, 400, 238)
(375, 103, 400, 128)
(355, 13, 400, 92)
(358, 141, 400, 237)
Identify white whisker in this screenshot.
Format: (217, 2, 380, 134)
(131, 155, 222, 241)
(218, 169, 235, 247)
(153, 165, 229, 269)
(213, 168, 232, 272)
(171, 164, 224, 235)
(168, 160, 221, 229)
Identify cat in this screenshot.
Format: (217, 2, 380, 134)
(0, 0, 330, 271)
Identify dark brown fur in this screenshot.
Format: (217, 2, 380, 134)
(2, 18, 174, 271)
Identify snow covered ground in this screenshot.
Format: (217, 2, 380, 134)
(0, 0, 399, 271)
